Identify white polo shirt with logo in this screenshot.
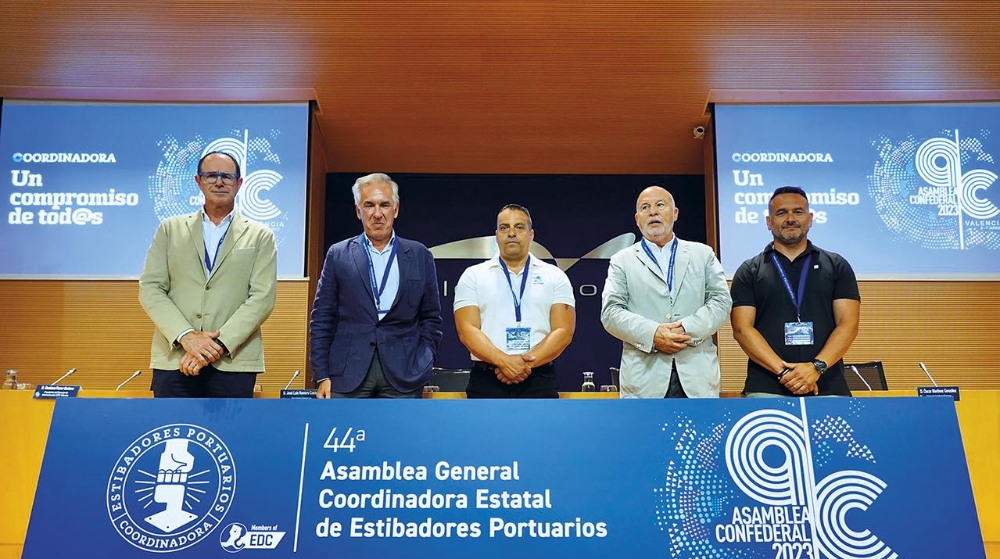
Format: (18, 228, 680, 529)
(453, 254, 575, 360)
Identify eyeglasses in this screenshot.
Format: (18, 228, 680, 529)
(198, 171, 239, 185)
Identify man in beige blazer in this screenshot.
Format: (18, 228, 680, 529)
(139, 151, 277, 397)
(601, 186, 731, 398)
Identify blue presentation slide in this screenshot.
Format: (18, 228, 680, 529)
(714, 103, 1000, 279)
(0, 101, 308, 278)
(23, 397, 985, 558)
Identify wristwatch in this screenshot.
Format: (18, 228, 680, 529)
(812, 360, 828, 375)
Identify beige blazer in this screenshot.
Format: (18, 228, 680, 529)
(139, 210, 277, 372)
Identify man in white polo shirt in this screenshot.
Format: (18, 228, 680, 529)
(453, 204, 576, 398)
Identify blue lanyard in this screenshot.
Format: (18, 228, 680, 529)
(498, 256, 530, 324)
(361, 235, 398, 312)
(641, 237, 679, 295)
(771, 252, 813, 322)
(203, 222, 232, 273)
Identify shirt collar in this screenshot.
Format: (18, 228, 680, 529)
(202, 209, 235, 227)
(362, 231, 396, 254)
(763, 240, 817, 261)
(642, 235, 677, 254)
(490, 254, 535, 271)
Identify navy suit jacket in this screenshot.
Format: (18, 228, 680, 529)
(309, 234, 443, 393)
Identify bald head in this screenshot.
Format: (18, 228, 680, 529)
(634, 186, 679, 247)
(636, 186, 674, 210)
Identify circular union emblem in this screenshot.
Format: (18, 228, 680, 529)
(106, 424, 236, 553)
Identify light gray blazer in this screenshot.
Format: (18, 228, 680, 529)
(601, 238, 732, 398)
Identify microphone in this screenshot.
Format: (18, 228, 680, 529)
(284, 370, 301, 390)
(918, 362, 939, 387)
(116, 370, 143, 391)
(52, 367, 77, 385)
(848, 365, 872, 391)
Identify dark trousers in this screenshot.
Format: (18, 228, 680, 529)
(466, 362, 559, 399)
(331, 349, 423, 399)
(665, 361, 688, 398)
(151, 365, 257, 398)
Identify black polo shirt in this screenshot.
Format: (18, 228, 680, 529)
(730, 241, 860, 396)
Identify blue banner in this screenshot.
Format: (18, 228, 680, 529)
(0, 101, 308, 278)
(714, 103, 1000, 279)
(24, 397, 984, 558)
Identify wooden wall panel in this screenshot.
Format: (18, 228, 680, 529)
(2, 0, 1000, 392)
(305, 107, 330, 384)
(718, 281, 1000, 393)
(5, 2, 1000, 175)
(3, 278, 996, 395)
(308, 110, 329, 287)
(0, 280, 308, 391)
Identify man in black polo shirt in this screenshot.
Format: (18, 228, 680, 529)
(730, 186, 861, 397)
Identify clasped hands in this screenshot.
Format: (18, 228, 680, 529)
(493, 353, 535, 385)
(777, 362, 820, 396)
(653, 321, 691, 354)
(178, 330, 224, 376)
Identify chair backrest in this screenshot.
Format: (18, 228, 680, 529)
(430, 368, 471, 392)
(843, 361, 888, 391)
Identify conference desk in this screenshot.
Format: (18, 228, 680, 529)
(2, 389, 998, 558)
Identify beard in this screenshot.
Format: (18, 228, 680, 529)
(642, 222, 672, 240)
(772, 226, 807, 245)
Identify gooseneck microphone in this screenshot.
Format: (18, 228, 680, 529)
(116, 370, 143, 391)
(848, 365, 872, 391)
(918, 362, 939, 387)
(284, 370, 301, 390)
(52, 367, 77, 385)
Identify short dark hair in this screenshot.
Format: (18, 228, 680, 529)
(498, 203, 532, 229)
(197, 151, 241, 178)
(770, 186, 808, 207)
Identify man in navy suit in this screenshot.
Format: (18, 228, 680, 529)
(309, 173, 443, 398)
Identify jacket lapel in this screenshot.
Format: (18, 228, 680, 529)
(389, 240, 412, 311)
(634, 242, 665, 284)
(351, 236, 377, 307)
(671, 240, 690, 296)
(207, 214, 246, 281)
(187, 212, 207, 277)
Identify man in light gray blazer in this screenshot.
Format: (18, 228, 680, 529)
(139, 152, 277, 398)
(601, 186, 731, 398)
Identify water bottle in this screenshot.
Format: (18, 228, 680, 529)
(2, 369, 18, 390)
(581, 371, 596, 392)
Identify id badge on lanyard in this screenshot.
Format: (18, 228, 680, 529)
(785, 322, 814, 346)
(362, 234, 398, 314)
(771, 253, 815, 346)
(506, 327, 531, 352)
(641, 238, 678, 299)
(499, 257, 531, 352)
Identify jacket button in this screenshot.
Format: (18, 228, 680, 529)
(370, 341, 376, 347)
(196, 313, 202, 319)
